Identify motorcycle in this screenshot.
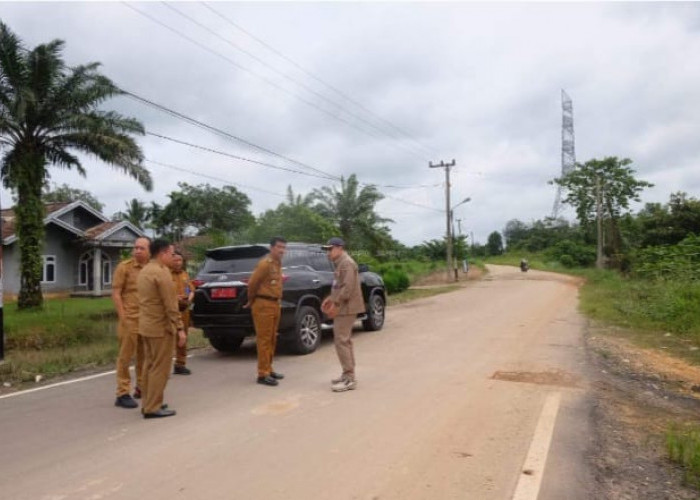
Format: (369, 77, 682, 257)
(520, 259, 529, 272)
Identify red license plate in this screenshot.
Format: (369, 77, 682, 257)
(211, 288, 237, 299)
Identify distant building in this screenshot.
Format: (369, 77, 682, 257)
(1, 201, 145, 298)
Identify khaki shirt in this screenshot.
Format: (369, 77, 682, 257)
(247, 256, 283, 302)
(112, 258, 144, 321)
(171, 269, 193, 320)
(330, 252, 365, 316)
(138, 261, 183, 338)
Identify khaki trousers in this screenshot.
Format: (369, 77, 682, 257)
(333, 315, 356, 379)
(252, 300, 281, 377)
(116, 319, 144, 396)
(174, 314, 190, 367)
(141, 334, 175, 414)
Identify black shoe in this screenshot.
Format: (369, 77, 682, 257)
(133, 387, 141, 399)
(270, 371, 285, 380)
(257, 375, 279, 386)
(173, 365, 192, 375)
(143, 408, 176, 419)
(115, 394, 138, 409)
(140, 404, 169, 415)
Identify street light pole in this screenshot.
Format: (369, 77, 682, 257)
(449, 197, 471, 282)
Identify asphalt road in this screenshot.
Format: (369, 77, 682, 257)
(0, 265, 594, 500)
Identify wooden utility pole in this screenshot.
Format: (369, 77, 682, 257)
(430, 159, 456, 282)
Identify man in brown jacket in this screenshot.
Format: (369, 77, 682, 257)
(112, 236, 150, 409)
(137, 239, 186, 419)
(244, 236, 287, 387)
(322, 237, 365, 392)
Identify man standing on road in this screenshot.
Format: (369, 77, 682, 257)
(322, 237, 365, 392)
(244, 237, 287, 387)
(138, 239, 186, 419)
(170, 250, 194, 376)
(112, 236, 150, 409)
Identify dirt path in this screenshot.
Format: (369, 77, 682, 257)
(0, 265, 594, 499)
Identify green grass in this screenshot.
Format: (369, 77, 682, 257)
(388, 285, 460, 306)
(667, 425, 700, 489)
(1, 298, 209, 385)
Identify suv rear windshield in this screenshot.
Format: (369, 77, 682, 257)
(201, 246, 269, 274)
(200, 245, 329, 274)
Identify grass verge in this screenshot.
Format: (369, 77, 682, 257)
(1, 298, 208, 385)
(667, 425, 700, 489)
(388, 285, 460, 306)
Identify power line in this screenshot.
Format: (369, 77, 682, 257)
(145, 158, 286, 197)
(146, 131, 335, 181)
(163, 2, 432, 161)
(202, 2, 438, 159)
(122, 2, 429, 161)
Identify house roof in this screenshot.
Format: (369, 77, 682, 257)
(2, 200, 144, 245)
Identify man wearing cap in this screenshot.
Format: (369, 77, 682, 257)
(244, 236, 287, 386)
(321, 237, 365, 392)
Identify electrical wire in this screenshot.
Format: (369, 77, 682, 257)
(122, 2, 429, 162)
(164, 2, 431, 161)
(201, 2, 437, 158)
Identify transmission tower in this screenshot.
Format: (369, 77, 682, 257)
(552, 89, 576, 218)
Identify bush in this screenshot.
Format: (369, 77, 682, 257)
(381, 268, 410, 294)
(545, 240, 596, 268)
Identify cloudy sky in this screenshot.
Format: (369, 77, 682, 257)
(2, 1, 700, 246)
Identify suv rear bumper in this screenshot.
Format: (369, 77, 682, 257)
(193, 307, 297, 338)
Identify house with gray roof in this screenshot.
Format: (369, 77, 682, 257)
(1, 201, 145, 298)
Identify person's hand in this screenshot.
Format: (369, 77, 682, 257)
(177, 329, 187, 347)
(321, 298, 338, 318)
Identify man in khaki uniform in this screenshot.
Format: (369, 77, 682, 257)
(322, 237, 365, 392)
(138, 239, 186, 419)
(170, 251, 194, 375)
(244, 237, 287, 387)
(112, 236, 150, 409)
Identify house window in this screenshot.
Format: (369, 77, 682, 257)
(42, 255, 56, 283)
(102, 258, 112, 285)
(79, 251, 92, 286)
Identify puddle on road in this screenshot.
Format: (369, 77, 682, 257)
(251, 396, 301, 416)
(491, 369, 580, 388)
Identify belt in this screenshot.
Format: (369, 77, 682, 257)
(256, 295, 281, 302)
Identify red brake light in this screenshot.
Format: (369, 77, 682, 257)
(282, 274, 289, 282)
(192, 279, 205, 288)
(211, 288, 237, 299)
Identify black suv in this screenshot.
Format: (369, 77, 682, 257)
(191, 243, 386, 354)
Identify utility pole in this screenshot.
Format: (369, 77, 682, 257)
(430, 159, 456, 282)
(456, 218, 463, 236)
(595, 175, 604, 269)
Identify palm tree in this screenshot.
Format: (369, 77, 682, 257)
(0, 22, 152, 308)
(308, 174, 392, 251)
(115, 198, 150, 230)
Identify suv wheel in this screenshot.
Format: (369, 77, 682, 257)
(207, 335, 245, 353)
(362, 293, 385, 331)
(289, 305, 322, 355)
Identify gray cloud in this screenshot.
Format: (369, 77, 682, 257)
(1, 2, 700, 246)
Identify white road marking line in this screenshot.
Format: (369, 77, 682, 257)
(0, 354, 195, 400)
(0, 370, 117, 400)
(512, 391, 562, 500)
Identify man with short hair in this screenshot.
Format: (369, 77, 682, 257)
(244, 236, 287, 386)
(112, 236, 150, 409)
(138, 239, 186, 419)
(322, 237, 365, 392)
(170, 250, 194, 375)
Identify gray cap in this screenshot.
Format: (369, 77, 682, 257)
(321, 237, 345, 249)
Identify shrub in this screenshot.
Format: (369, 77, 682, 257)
(381, 268, 410, 294)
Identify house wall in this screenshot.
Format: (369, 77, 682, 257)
(3, 225, 77, 295)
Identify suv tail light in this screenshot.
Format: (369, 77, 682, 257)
(192, 279, 205, 288)
(211, 288, 237, 299)
(282, 274, 289, 282)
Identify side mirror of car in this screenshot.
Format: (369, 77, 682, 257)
(358, 263, 369, 273)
